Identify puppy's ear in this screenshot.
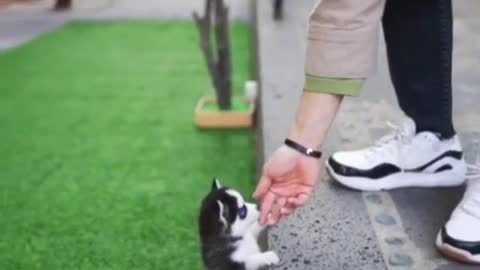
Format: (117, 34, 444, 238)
(212, 177, 222, 191)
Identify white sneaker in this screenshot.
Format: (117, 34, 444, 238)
(326, 118, 467, 191)
(436, 164, 480, 264)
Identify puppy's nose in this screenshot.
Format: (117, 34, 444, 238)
(255, 204, 260, 211)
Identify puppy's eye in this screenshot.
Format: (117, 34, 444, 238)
(238, 205, 247, 219)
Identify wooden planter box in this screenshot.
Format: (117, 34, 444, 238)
(194, 97, 255, 128)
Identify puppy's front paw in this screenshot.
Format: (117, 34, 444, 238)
(264, 251, 280, 265)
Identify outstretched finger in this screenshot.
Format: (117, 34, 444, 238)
(253, 175, 272, 200)
(259, 191, 276, 225)
(269, 197, 287, 225)
(287, 193, 310, 208)
(280, 206, 295, 216)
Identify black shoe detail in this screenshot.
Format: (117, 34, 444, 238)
(329, 151, 462, 179)
(435, 164, 453, 173)
(441, 227, 480, 255)
(328, 158, 401, 179)
(405, 151, 462, 172)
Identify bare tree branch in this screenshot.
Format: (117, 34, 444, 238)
(193, 0, 232, 110)
(214, 0, 232, 109)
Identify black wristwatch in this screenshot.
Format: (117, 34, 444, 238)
(284, 138, 322, 159)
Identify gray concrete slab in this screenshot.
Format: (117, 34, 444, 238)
(0, 0, 251, 22)
(256, 0, 387, 269)
(74, 0, 251, 22)
(256, 0, 480, 269)
(0, 15, 66, 49)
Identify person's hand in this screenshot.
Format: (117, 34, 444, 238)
(253, 91, 341, 225)
(253, 145, 322, 225)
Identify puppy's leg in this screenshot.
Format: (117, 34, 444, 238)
(249, 221, 266, 238)
(245, 251, 279, 270)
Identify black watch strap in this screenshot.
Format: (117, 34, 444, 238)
(284, 139, 322, 159)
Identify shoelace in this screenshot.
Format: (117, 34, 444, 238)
(461, 163, 480, 219)
(365, 122, 412, 162)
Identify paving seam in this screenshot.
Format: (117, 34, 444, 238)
(363, 191, 443, 269)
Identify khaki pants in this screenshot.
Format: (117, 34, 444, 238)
(304, 0, 386, 96)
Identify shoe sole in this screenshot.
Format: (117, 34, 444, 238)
(326, 160, 466, 191)
(436, 232, 480, 264)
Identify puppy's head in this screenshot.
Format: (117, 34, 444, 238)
(199, 178, 259, 238)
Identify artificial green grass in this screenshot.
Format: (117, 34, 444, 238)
(203, 96, 251, 112)
(0, 22, 254, 270)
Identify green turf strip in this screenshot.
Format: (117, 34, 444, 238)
(0, 21, 254, 270)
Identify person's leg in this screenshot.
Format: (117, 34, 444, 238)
(437, 163, 480, 264)
(326, 0, 466, 191)
(273, 0, 283, 20)
(383, 0, 455, 138)
(382, 1, 480, 264)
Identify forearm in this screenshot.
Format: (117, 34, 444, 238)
(288, 91, 342, 149)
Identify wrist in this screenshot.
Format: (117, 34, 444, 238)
(288, 92, 339, 149)
(288, 124, 324, 150)
(284, 138, 322, 159)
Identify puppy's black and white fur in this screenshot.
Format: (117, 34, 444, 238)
(199, 178, 279, 270)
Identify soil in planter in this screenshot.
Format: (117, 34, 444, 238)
(203, 97, 250, 112)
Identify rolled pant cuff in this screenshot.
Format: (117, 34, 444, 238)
(304, 75, 364, 96)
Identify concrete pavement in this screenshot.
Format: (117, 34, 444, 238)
(0, 0, 251, 50)
(0, 0, 251, 21)
(2, 0, 480, 268)
(0, 15, 65, 49)
(255, 0, 480, 269)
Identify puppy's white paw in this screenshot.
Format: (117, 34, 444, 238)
(264, 251, 280, 265)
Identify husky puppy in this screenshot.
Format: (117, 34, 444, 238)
(198, 178, 280, 270)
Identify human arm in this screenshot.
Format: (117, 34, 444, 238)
(254, 91, 343, 225)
